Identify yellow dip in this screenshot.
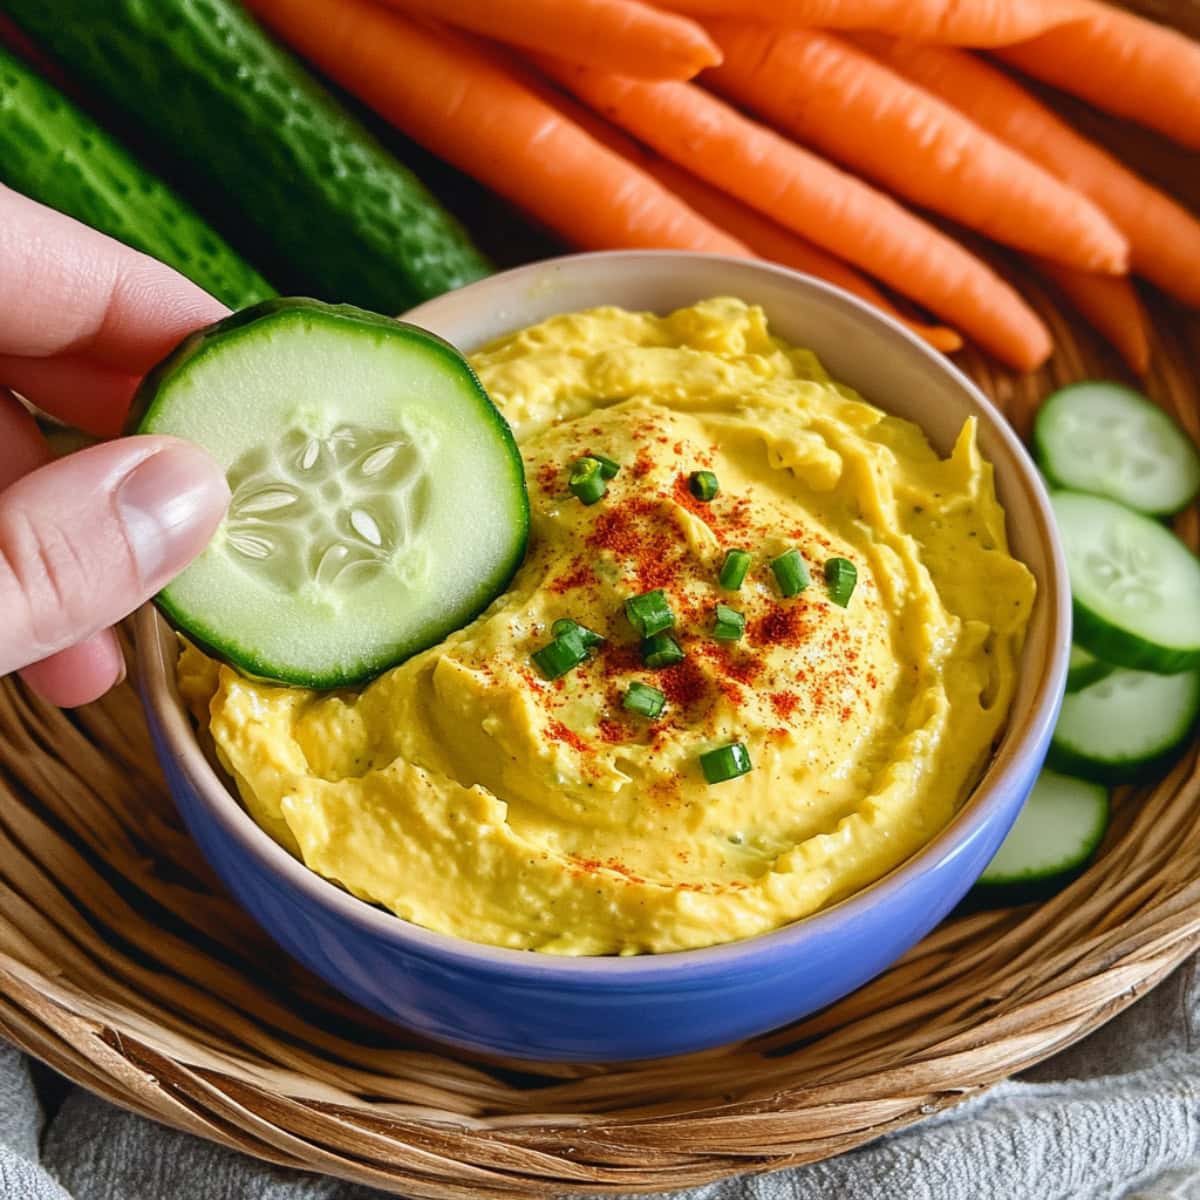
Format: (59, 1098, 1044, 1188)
(179, 298, 1036, 955)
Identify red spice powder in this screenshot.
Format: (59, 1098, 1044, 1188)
(632, 450, 656, 479)
(658, 657, 709, 709)
(693, 640, 763, 685)
(546, 718, 587, 753)
(598, 717, 627, 744)
(752, 605, 812, 647)
(548, 558, 594, 594)
(535, 462, 560, 493)
(672, 472, 719, 531)
(586, 496, 684, 591)
(769, 691, 800, 720)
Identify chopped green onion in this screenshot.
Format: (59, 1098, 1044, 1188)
(824, 557, 858, 607)
(719, 548, 752, 591)
(569, 457, 607, 505)
(625, 588, 674, 638)
(531, 626, 589, 679)
(622, 681, 666, 719)
(771, 548, 810, 598)
(712, 603, 745, 642)
(591, 453, 621, 479)
(641, 632, 685, 669)
(552, 617, 605, 647)
(688, 470, 719, 501)
(700, 741, 753, 785)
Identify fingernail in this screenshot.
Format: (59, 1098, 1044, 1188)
(116, 443, 230, 589)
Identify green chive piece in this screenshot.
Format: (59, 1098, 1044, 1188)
(719, 548, 752, 591)
(700, 741, 753, 785)
(623, 681, 666, 719)
(688, 469, 719, 501)
(625, 588, 674, 638)
(641, 632, 685, 669)
(712, 603, 745, 642)
(552, 617, 605, 647)
(591, 453, 621, 479)
(569, 457, 607, 505)
(771, 548, 810, 598)
(824, 557, 858, 607)
(531, 626, 589, 679)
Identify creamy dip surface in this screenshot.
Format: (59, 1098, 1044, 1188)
(179, 298, 1036, 955)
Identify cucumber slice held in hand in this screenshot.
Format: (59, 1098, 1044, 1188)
(971, 770, 1109, 907)
(1051, 490, 1200, 674)
(1049, 665, 1200, 783)
(132, 298, 529, 687)
(1034, 382, 1200, 515)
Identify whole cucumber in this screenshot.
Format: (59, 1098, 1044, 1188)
(3, 0, 491, 312)
(0, 42, 274, 308)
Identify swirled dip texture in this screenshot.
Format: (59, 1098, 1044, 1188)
(179, 299, 1035, 955)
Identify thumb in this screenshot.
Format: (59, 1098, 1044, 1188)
(0, 436, 229, 675)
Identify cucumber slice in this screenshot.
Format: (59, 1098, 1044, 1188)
(1049, 666, 1200, 783)
(1051, 490, 1200, 673)
(1066, 644, 1115, 693)
(1034, 382, 1200, 515)
(972, 770, 1109, 906)
(133, 299, 529, 688)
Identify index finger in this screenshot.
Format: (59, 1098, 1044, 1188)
(0, 186, 228, 372)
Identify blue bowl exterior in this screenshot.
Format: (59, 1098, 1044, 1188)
(144, 690, 1057, 1062)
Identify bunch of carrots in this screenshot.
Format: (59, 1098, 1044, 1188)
(243, 0, 1200, 373)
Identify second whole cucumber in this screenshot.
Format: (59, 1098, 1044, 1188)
(3, 0, 491, 313)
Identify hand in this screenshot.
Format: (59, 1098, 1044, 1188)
(0, 187, 232, 706)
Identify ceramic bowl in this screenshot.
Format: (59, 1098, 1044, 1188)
(136, 251, 1069, 1062)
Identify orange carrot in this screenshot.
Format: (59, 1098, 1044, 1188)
(858, 36, 1200, 308)
(655, 0, 1083, 46)
(242, 0, 748, 258)
(373, 0, 720, 80)
(1033, 259, 1150, 375)
(995, 1, 1200, 152)
(521, 72, 964, 351)
(638, 158, 964, 352)
(534, 58, 1050, 370)
(703, 22, 1127, 276)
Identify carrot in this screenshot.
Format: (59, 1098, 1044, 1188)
(654, 0, 1084, 46)
(637, 157, 964, 352)
(702, 22, 1127, 276)
(372, 0, 720, 81)
(857, 36, 1200, 308)
(994, 1, 1200, 152)
(534, 58, 1051, 370)
(1032, 259, 1150, 375)
(519, 68, 963, 350)
(242, 0, 748, 259)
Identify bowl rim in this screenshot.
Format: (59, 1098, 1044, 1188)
(136, 249, 1070, 983)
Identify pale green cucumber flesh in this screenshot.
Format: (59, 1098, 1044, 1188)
(136, 299, 528, 687)
(978, 769, 1108, 888)
(1035, 382, 1200, 516)
(1051, 490, 1200, 673)
(1048, 666, 1200, 783)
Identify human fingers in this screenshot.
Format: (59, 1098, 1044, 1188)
(0, 434, 228, 675)
(0, 393, 129, 703)
(0, 353, 139, 438)
(0, 186, 225, 374)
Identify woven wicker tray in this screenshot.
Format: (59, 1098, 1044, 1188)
(2, 8, 1199, 1196)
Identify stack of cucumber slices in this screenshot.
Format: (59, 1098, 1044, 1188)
(974, 382, 1200, 906)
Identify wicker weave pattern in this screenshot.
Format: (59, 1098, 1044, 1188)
(1, 7, 1199, 1193)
